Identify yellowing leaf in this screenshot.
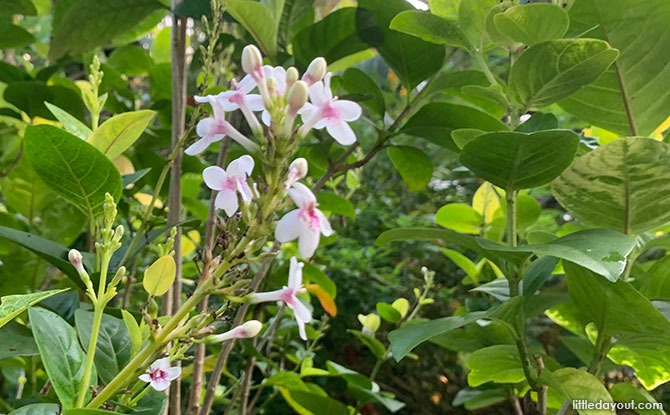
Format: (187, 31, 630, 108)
(133, 192, 163, 209)
(392, 298, 410, 318)
(306, 284, 337, 317)
(181, 230, 201, 257)
(143, 255, 176, 296)
(472, 182, 502, 224)
(113, 155, 135, 176)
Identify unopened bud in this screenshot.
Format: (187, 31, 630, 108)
(266, 77, 278, 98)
(241, 45, 264, 82)
(285, 67, 299, 90)
(286, 158, 308, 187)
(358, 313, 380, 337)
(113, 225, 124, 242)
(205, 320, 263, 343)
(68, 249, 85, 274)
(302, 57, 327, 86)
(111, 266, 126, 287)
(287, 81, 308, 116)
(103, 193, 117, 229)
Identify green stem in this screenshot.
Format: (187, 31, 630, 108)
(129, 384, 152, 406)
(473, 50, 499, 87)
(76, 251, 111, 407)
(587, 327, 612, 377)
(506, 190, 518, 248)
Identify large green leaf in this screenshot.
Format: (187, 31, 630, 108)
(560, 0, 670, 135)
(401, 103, 507, 151)
(4, 81, 85, 120)
(565, 262, 670, 390)
(387, 146, 433, 192)
(492, 3, 569, 47)
(466, 345, 524, 386)
(226, 0, 277, 59)
(0, 322, 39, 360)
(0, 0, 36, 16)
(45, 102, 92, 140)
(280, 390, 349, 415)
(49, 0, 165, 60)
(0, 23, 35, 49)
(609, 383, 665, 415)
(357, 0, 446, 89)
(509, 39, 618, 110)
(340, 68, 385, 117)
(8, 404, 60, 415)
(29, 307, 92, 409)
(459, 130, 579, 191)
(389, 10, 470, 50)
(552, 137, 670, 235)
(375, 227, 482, 254)
(23, 125, 122, 221)
(0, 289, 68, 329)
(88, 110, 155, 159)
(479, 229, 635, 282)
(541, 368, 613, 413)
(75, 310, 131, 384)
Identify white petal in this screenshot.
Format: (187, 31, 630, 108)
(166, 367, 181, 381)
(210, 96, 227, 120)
(261, 109, 271, 127)
(215, 189, 239, 217)
(332, 100, 362, 121)
(288, 256, 304, 290)
(308, 81, 328, 106)
(194, 95, 214, 104)
(238, 182, 254, 203)
(292, 299, 312, 325)
(151, 379, 171, 392)
(185, 136, 215, 156)
(246, 94, 265, 112)
(298, 227, 320, 258)
(238, 74, 257, 93)
(275, 210, 301, 242)
(153, 357, 171, 370)
(227, 155, 254, 177)
(139, 374, 152, 383)
(196, 117, 214, 138)
(218, 91, 239, 112)
(203, 166, 227, 190)
(316, 210, 334, 236)
(287, 182, 316, 208)
(325, 119, 356, 145)
(296, 318, 307, 341)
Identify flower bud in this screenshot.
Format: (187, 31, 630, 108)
(358, 313, 380, 336)
(266, 77, 278, 98)
(110, 266, 126, 287)
(68, 249, 85, 274)
(205, 320, 263, 343)
(287, 81, 308, 116)
(302, 57, 327, 86)
(241, 45, 264, 81)
(285, 67, 299, 90)
(286, 158, 308, 187)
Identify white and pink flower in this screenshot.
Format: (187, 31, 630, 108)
(203, 155, 255, 217)
(138, 357, 181, 391)
(250, 257, 312, 340)
(275, 182, 333, 258)
(206, 320, 263, 343)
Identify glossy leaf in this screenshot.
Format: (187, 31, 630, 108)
(387, 146, 433, 191)
(390, 10, 470, 50)
(401, 103, 507, 151)
(88, 110, 155, 159)
(375, 227, 483, 254)
(45, 102, 92, 140)
(609, 383, 664, 415)
(492, 4, 568, 46)
(340, 68, 385, 117)
(466, 345, 524, 386)
(143, 255, 176, 296)
(460, 130, 579, 191)
(435, 203, 482, 234)
(75, 310, 131, 384)
(50, 0, 165, 60)
(225, 0, 277, 59)
(8, 404, 60, 415)
(29, 307, 91, 409)
(0, 322, 39, 360)
(640, 256, 670, 300)
(458, 0, 498, 46)
(552, 137, 670, 235)
(541, 368, 613, 413)
(316, 192, 355, 218)
(24, 125, 122, 220)
(0, 289, 68, 329)
(560, 0, 670, 135)
(509, 39, 618, 110)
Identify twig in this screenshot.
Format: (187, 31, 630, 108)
(534, 355, 547, 415)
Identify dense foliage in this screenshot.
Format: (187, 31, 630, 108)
(1, 0, 670, 414)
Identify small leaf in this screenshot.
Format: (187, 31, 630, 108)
(492, 4, 569, 46)
(390, 10, 470, 50)
(0, 289, 69, 329)
(387, 146, 433, 191)
(121, 309, 142, 357)
(541, 368, 613, 413)
(340, 68, 385, 117)
(305, 284, 337, 317)
(376, 302, 401, 323)
(375, 227, 483, 254)
(348, 330, 386, 359)
(316, 193, 355, 218)
(467, 345, 525, 386)
(45, 102, 92, 140)
(392, 298, 410, 318)
(8, 404, 60, 415)
(435, 203, 482, 234)
(88, 110, 155, 159)
(143, 255, 176, 296)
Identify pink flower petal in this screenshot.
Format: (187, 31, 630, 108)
(215, 189, 239, 217)
(275, 210, 301, 242)
(202, 166, 227, 191)
(316, 210, 334, 236)
(308, 81, 328, 106)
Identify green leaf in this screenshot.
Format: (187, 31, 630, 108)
(0, 0, 36, 16)
(88, 110, 155, 159)
(293, 8, 373, 68)
(565, 262, 670, 390)
(45, 102, 92, 140)
(480, 228, 635, 282)
(466, 345, 524, 386)
(143, 255, 176, 296)
(0, 23, 35, 49)
(609, 383, 665, 415)
(4, 81, 85, 120)
(541, 367, 613, 413)
(0, 321, 38, 360)
(0, 226, 84, 287)
(49, 0, 165, 60)
(560, 0, 670, 135)
(552, 137, 670, 235)
(492, 4, 569, 46)
(522, 256, 558, 297)
(226, 0, 277, 59)
(121, 309, 142, 358)
(29, 307, 91, 409)
(280, 390, 350, 415)
(316, 192, 355, 218)
(376, 302, 401, 323)
(458, 0, 498, 46)
(515, 112, 558, 133)
(435, 203, 482, 234)
(63, 410, 125, 415)
(389, 10, 470, 50)
(75, 310, 131, 384)
(460, 130, 579, 191)
(375, 227, 482, 254)
(401, 103, 507, 151)
(387, 146, 433, 191)
(358, 0, 446, 89)
(0, 289, 69, 329)
(441, 248, 479, 281)
(389, 311, 488, 361)
(340, 68, 385, 117)
(23, 125, 123, 221)
(451, 128, 485, 149)
(509, 39, 619, 110)
(640, 256, 670, 300)
(348, 330, 386, 359)
(107, 45, 154, 77)
(8, 404, 60, 415)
